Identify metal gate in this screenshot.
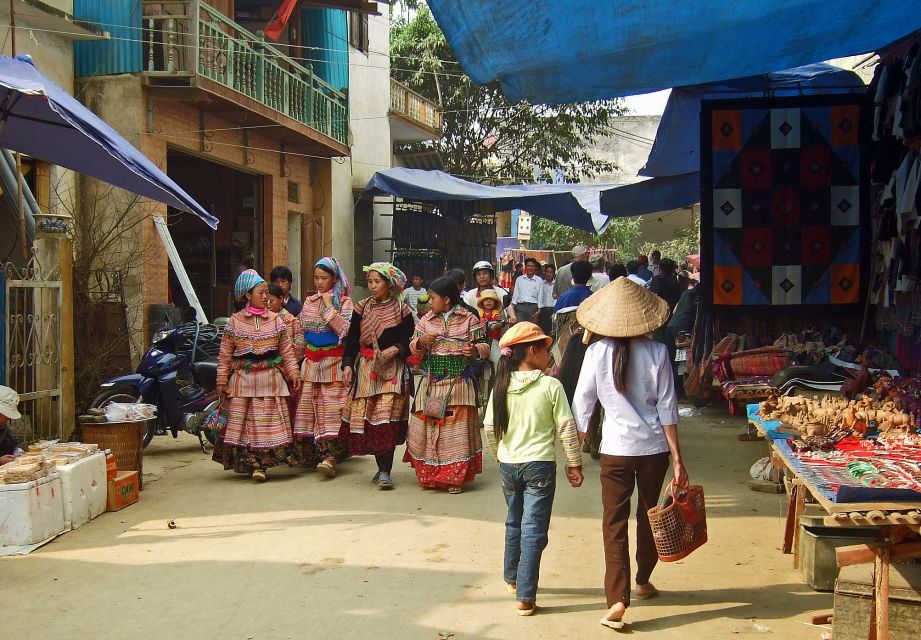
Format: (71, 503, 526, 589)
(4, 253, 63, 442)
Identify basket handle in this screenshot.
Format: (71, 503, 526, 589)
(669, 480, 703, 524)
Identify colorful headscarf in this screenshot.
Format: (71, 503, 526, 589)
(234, 269, 265, 299)
(315, 256, 351, 309)
(363, 262, 407, 294)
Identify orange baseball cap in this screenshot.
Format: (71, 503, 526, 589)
(498, 321, 552, 349)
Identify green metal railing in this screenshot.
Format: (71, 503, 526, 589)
(143, 1, 348, 145)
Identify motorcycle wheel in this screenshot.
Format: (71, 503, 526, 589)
(89, 386, 157, 449)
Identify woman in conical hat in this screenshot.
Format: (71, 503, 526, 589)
(571, 278, 690, 630)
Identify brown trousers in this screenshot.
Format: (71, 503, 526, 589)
(600, 452, 670, 607)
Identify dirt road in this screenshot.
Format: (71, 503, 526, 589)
(3, 407, 831, 639)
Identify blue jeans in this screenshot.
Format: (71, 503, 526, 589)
(499, 461, 557, 604)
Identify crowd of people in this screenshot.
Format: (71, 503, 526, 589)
(158, 249, 694, 628)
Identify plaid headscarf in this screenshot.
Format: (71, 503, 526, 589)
(234, 269, 265, 299)
(315, 256, 351, 310)
(364, 262, 407, 293)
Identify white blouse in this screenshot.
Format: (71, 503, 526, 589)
(572, 336, 678, 456)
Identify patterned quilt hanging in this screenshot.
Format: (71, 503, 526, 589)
(701, 96, 866, 307)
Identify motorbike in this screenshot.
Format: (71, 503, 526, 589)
(90, 323, 222, 451)
(674, 331, 692, 376)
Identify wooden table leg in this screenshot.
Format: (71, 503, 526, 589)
(792, 481, 806, 569)
(874, 547, 890, 640)
(782, 482, 798, 555)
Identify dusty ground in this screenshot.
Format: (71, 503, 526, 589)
(2, 406, 832, 639)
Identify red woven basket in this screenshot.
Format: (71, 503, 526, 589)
(647, 482, 707, 562)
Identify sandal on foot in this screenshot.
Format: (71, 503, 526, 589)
(251, 469, 267, 483)
(371, 471, 381, 484)
(516, 602, 535, 616)
(599, 618, 625, 630)
(377, 473, 394, 490)
(448, 485, 463, 494)
(506, 583, 516, 594)
(317, 457, 336, 478)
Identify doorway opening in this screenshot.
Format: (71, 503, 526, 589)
(166, 151, 263, 321)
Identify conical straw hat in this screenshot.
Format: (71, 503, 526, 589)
(576, 277, 670, 338)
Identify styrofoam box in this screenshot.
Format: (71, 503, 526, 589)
(58, 452, 107, 530)
(0, 474, 66, 547)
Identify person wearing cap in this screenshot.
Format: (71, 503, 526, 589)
(482, 322, 583, 616)
(477, 289, 508, 366)
(405, 276, 490, 494)
(0, 385, 23, 465)
(552, 244, 590, 299)
(464, 260, 514, 322)
(213, 269, 303, 482)
(588, 254, 611, 292)
(571, 278, 689, 630)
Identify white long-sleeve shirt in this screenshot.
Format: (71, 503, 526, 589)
(572, 336, 678, 456)
(511, 274, 543, 305)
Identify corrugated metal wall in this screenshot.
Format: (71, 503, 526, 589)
(74, 0, 143, 77)
(300, 8, 348, 92)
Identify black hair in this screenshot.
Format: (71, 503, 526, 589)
(444, 268, 467, 290)
(659, 258, 677, 276)
(270, 265, 293, 282)
(524, 257, 540, 268)
(267, 283, 284, 298)
(611, 338, 631, 393)
(651, 250, 661, 260)
(315, 263, 336, 278)
(608, 263, 627, 281)
(492, 341, 547, 440)
(544, 263, 555, 271)
(626, 260, 639, 274)
(428, 276, 461, 307)
(570, 260, 592, 284)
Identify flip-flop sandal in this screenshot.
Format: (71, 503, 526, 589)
(377, 475, 394, 490)
(506, 583, 516, 594)
(516, 603, 536, 616)
(599, 618, 625, 630)
(448, 486, 463, 494)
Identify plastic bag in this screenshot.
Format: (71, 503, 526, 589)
(749, 456, 772, 481)
(104, 402, 157, 422)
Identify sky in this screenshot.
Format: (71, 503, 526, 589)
(622, 89, 671, 116)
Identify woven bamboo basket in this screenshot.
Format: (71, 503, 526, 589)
(647, 483, 707, 562)
(81, 421, 145, 488)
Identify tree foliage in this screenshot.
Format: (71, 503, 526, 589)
(529, 216, 643, 259)
(390, 6, 626, 183)
(640, 210, 701, 266)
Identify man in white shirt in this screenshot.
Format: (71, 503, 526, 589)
(511, 257, 544, 322)
(537, 263, 556, 334)
(626, 260, 648, 286)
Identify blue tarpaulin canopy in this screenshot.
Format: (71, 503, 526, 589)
(0, 55, 216, 227)
(427, 0, 918, 105)
(362, 168, 611, 233)
(598, 64, 867, 219)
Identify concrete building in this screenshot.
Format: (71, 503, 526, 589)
(71, 0, 396, 354)
(587, 114, 695, 247)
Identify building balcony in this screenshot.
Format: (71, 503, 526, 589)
(140, 0, 348, 155)
(389, 77, 441, 144)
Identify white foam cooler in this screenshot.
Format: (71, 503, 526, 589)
(57, 452, 107, 529)
(0, 474, 66, 547)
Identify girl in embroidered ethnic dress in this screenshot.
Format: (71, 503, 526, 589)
(268, 283, 301, 350)
(213, 270, 302, 482)
(294, 257, 353, 478)
(341, 262, 415, 490)
(405, 277, 490, 494)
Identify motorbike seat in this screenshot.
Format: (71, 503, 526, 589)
(191, 360, 218, 389)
